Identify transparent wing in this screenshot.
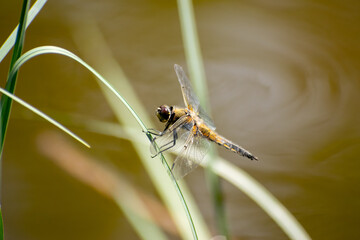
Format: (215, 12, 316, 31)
(171, 131, 211, 180)
(174, 64, 216, 130)
(198, 106, 216, 130)
(167, 114, 192, 133)
(174, 64, 201, 112)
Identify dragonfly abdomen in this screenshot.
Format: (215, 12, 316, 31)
(202, 128, 258, 161)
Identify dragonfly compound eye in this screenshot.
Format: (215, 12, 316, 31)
(156, 105, 171, 122)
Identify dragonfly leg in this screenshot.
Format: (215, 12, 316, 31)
(151, 130, 178, 158)
(145, 128, 163, 136)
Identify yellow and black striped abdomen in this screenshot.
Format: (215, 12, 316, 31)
(199, 124, 258, 161)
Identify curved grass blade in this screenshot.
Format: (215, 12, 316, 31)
(210, 158, 311, 240)
(8, 46, 147, 133)
(0, 88, 90, 148)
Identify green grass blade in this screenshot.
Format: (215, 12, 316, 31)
(0, 0, 48, 63)
(177, 0, 229, 237)
(9, 46, 148, 132)
(0, 88, 90, 148)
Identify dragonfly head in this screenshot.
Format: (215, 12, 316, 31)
(156, 105, 171, 123)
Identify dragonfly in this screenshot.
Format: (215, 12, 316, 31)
(149, 64, 258, 179)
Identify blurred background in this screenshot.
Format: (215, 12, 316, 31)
(1, 0, 360, 239)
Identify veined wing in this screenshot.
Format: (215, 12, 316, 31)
(174, 64, 216, 130)
(171, 130, 211, 180)
(198, 106, 216, 130)
(174, 64, 201, 112)
(166, 114, 193, 134)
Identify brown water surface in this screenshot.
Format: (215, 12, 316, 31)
(1, 0, 360, 239)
